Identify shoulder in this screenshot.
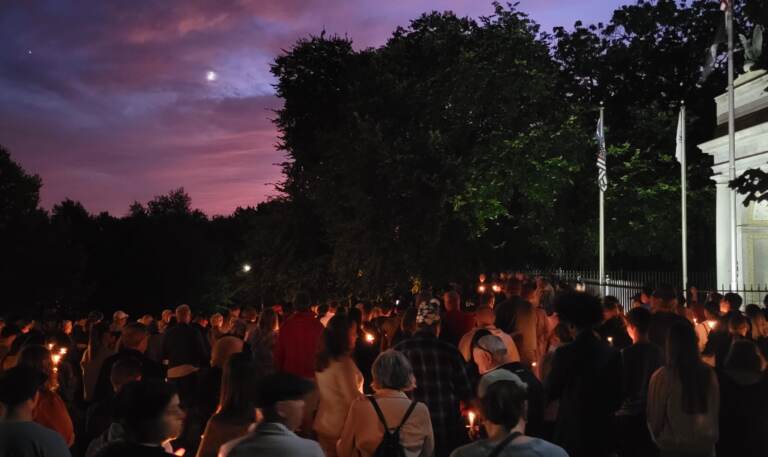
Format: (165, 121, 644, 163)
(523, 437, 569, 456)
(449, 441, 489, 457)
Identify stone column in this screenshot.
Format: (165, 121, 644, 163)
(715, 179, 732, 291)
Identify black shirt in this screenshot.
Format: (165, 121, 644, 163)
(161, 323, 209, 368)
(647, 311, 690, 359)
(716, 370, 768, 457)
(617, 342, 662, 416)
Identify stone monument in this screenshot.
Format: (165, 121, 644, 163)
(698, 59, 768, 301)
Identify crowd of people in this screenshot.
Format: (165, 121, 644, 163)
(0, 273, 767, 457)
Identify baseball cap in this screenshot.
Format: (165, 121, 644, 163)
(416, 299, 441, 325)
(477, 368, 527, 398)
(113, 310, 129, 320)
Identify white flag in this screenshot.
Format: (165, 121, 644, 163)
(675, 109, 684, 163)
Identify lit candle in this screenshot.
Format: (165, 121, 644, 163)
(478, 285, 486, 294)
(365, 333, 375, 343)
(51, 354, 61, 365)
(707, 320, 717, 330)
(607, 336, 614, 346)
(531, 361, 538, 368)
(492, 284, 501, 293)
(468, 411, 476, 428)
(47, 343, 54, 350)
(59, 347, 67, 355)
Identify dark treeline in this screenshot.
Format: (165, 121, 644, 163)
(1, 0, 767, 315)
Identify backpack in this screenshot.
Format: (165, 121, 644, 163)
(368, 396, 418, 457)
(487, 431, 522, 457)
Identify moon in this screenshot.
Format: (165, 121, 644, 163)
(206, 70, 217, 82)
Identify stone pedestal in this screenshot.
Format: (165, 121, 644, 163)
(698, 71, 768, 300)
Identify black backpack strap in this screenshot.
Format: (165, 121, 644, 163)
(487, 431, 522, 457)
(368, 396, 390, 430)
(394, 400, 418, 432)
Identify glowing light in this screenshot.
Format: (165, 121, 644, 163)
(51, 354, 61, 365)
(478, 285, 486, 293)
(365, 333, 375, 343)
(492, 284, 501, 293)
(607, 336, 614, 346)
(47, 343, 54, 350)
(531, 361, 538, 367)
(706, 320, 717, 330)
(206, 70, 217, 82)
(59, 347, 67, 355)
(242, 263, 252, 273)
(467, 411, 476, 428)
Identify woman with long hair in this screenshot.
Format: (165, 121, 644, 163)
(17, 344, 76, 447)
(314, 314, 364, 457)
(80, 321, 116, 403)
(247, 308, 279, 374)
(647, 322, 719, 457)
(196, 352, 260, 457)
(198, 335, 244, 423)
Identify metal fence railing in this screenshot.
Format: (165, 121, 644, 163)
(518, 268, 768, 312)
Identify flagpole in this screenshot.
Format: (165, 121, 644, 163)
(681, 102, 688, 296)
(599, 104, 606, 297)
(726, 5, 738, 291)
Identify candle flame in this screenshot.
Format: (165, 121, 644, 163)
(59, 347, 67, 355)
(51, 354, 61, 365)
(468, 411, 476, 427)
(707, 320, 717, 330)
(365, 333, 375, 343)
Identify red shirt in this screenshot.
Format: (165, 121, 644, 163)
(442, 309, 475, 346)
(274, 311, 325, 379)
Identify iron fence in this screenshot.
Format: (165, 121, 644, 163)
(519, 268, 768, 312)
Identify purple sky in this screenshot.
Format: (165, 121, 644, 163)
(0, 0, 630, 216)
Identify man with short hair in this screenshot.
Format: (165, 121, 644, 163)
(223, 372, 324, 457)
(597, 297, 632, 350)
(451, 379, 567, 457)
(615, 307, 662, 457)
(544, 291, 621, 457)
(458, 303, 520, 363)
(441, 290, 475, 346)
(472, 335, 544, 437)
(720, 292, 743, 318)
(93, 322, 162, 402)
(94, 380, 184, 457)
(110, 311, 129, 333)
(394, 299, 473, 457)
(0, 366, 71, 457)
(647, 285, 691, 355)
(161, 304, 209, 408)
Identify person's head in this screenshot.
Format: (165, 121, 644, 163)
(257, 308, 279, 334)
(667, 322, 711, 414)
(114, 380, 184, 445)
(721, 293, 743, 314)
(257, 372, 315, 431)
(651, 285, 677, 312)
(119, 323, 149, 352)
(480, 380, 528, 434)
(110, 357, 143, 393)
(704, 300, 720, 320)
(640, 285, 654, 304)
(17, 345, 53, 380)
(294, 291, 312, 312)
(477, 290, 496, 310)
(210, 313, 224, 328)
(88, 321, 114, 352)
(175, 304, 192, 324)
(113, 310, 129, 328)
(472, 335, 508, 374)
(0, 365, 47, 419)
(603, 296, 622, 321)
(211, 335, 244, 368)
(138, 314, 154, 327)
(347, 307, 363, 328)
(750, 310, 768, 339)
(725, 339, 765, 374)
(371, 350, 416, 392)
(493, 297, 523, 334)
(161, 309, 173, 324)
(228, 304, 241, 319)
(443, 290, 461, 312)
(315, 314, 357, 372)
(217, 352, 260, 421)
(242, 306, 258, 323)
(554, 291, 603, 335)
(626, 307, 652, 344)
(61, 319, 73, 335)
(475, 304, 495, 327)
(727, 313, 749, 338)
(414, 299, 441, 335)
(630, 293, 643, 309)
(504, 277, 523, 298)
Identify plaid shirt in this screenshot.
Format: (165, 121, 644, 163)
(394, 329, 472, 456)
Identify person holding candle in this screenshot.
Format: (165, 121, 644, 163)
(0, 365, 71, 457)
(314, 314, 364, 456)
(337, 350, 433, 457)
(450, 379, 567, 457)
(16, 344, 76, 447)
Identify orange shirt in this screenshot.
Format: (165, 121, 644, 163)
(33, 390, 74, 447)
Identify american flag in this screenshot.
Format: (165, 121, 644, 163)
(596, 114, 607, 192)
(720, 0, 731, 11)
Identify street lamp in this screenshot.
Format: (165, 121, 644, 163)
(242, 264, 252, 273)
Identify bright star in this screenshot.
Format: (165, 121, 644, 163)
(206, 70, 217, 82)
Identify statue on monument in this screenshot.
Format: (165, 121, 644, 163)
(739, 24, 763, 72)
